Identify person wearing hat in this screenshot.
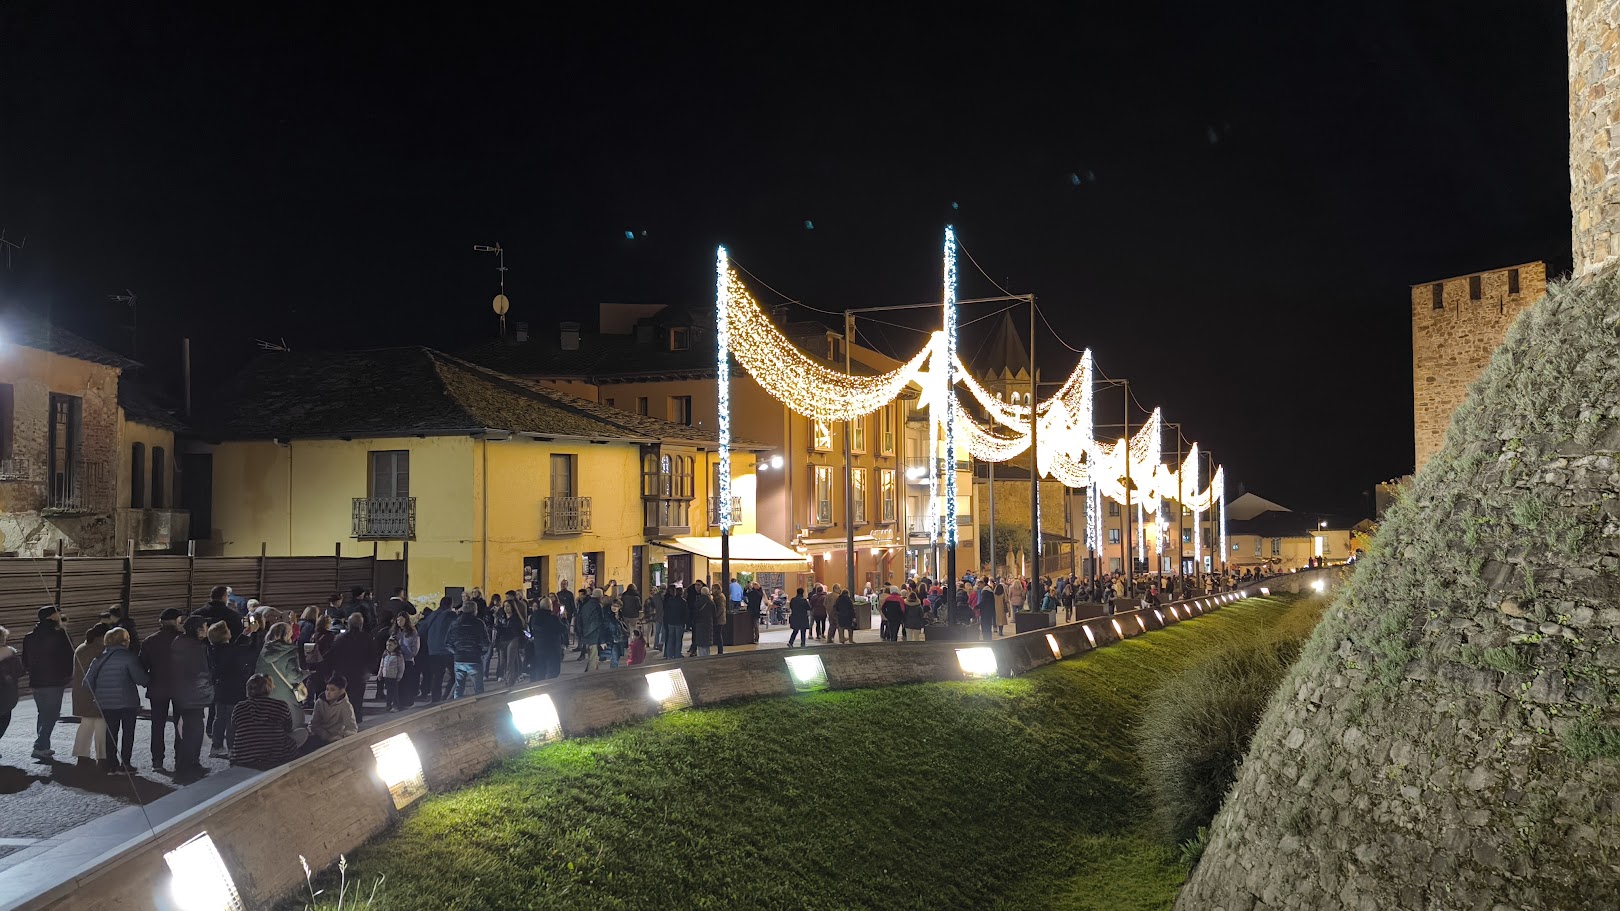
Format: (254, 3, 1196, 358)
(21, 606, 75, 760)
(169, 615, 216, 778)
(104, 604, 140, 656)
(141, 608, 185, 770)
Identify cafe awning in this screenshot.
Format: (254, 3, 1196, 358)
(653, 533, 811, 566)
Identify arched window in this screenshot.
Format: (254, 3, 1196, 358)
(129, 442, 146, 508)
(151, 447, 166, 507)
(661, 455, 673, 497)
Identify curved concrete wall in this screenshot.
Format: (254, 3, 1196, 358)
(18, 570, 1339, 911)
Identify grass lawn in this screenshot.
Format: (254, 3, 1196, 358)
(306, 595, 1314, 911)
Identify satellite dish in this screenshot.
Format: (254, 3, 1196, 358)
(493, 293, 510, 315)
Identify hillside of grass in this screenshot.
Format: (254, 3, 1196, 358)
(306, 594, 1318, 911)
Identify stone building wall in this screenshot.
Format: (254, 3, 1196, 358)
(0, 346, 120, 556)
(1411, 262, 1546, 472)
(1570, 0, 1620, 276)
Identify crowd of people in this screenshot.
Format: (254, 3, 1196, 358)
(0, 565, 1289, 776)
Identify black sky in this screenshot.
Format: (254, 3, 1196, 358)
(0, 2, 1571, 513)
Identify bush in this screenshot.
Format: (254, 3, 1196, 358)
(1135, 602, 1320, 846)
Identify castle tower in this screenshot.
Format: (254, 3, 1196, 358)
(1410, 262, 1547, 472)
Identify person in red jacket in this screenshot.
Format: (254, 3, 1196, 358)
(626, 628, 648, 666)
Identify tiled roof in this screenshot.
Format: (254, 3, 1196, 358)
(4, 311, 138, 369)
(457, 315, 845, 381)
(119, 377, 185, 431)
(194, 346, 765, 448)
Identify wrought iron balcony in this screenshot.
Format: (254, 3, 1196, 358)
(45, 459, 111, 513)
(353, 497, 416, 539)
(544, 496, 592, 535)
(707, 496, 743, 525)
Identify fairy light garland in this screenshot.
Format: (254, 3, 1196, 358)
(942, 226, 959, 553)
(716, 247, 733, 533)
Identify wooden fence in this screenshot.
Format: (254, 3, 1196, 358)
(0, 551, 405, 667)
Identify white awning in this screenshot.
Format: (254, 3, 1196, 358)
(654, 533, 811, 566)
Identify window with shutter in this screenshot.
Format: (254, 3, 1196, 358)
(370, 451, 410, 499)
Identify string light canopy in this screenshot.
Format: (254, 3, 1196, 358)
(713, 235, 1229, 549)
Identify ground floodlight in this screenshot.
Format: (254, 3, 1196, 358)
(1083, 625, 1097, 646)
(1136, 615, 1148, 632)
(1045, 633, 1062, 659)
(1169, 605, 1179, 620)
(509, 693, 563, 746)
(371, 732, 426, 809)
(956, 647, 998, 678)
(1111, 618, 1125, 638)
(1261, 586, 1270, 596)
(1312, 579, 1326, 593)
(646, 668, 692, 710)
(1154, 609, 1165, 625)
(784, 654, 828, 691)
(165, 832, 244, 911)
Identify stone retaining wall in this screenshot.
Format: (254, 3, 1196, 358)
(17, 571, 1333, 911)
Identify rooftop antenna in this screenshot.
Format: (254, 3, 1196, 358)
(0, 228, 24, 270)
(109, 289, 138, 358)
(473, 242, 510, 334)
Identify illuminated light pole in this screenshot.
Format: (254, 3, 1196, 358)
(716, 246, 733, 597)
(943, 225, 960, 617)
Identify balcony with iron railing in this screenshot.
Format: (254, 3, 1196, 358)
(44, 460, 111, 513)
(706, 496, 743, 526)
(353, 497, 416, 539)
(543, 496, 592, 535)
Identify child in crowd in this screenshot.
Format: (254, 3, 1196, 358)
(627, 629, 647, 667)
(378, 637, 405, 712)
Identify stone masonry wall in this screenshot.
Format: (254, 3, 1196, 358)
(1571, 0, 1620, 276)
(1411, 262, 1546, 472)
(1180, 271, 1620, 910)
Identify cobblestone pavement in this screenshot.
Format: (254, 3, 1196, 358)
(0, 608, 937, 846)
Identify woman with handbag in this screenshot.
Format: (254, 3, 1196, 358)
(256, 622, 307, 727)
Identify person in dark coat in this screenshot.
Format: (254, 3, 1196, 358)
(194, 585, 244, 640)
(743, 582, 765, 643)
(22, 605, 75, 761)
(206, 621, 257, 758)
(105, 604, 141, 656)
(903, 589, 927, 641)
(809, 585, 829, 641)
(139, 608, 184, 769)
(527, 605, 566, 680)
(322, 613, 373, 723)
(879, 587, 905, 642)
(832, 586, 857, 644)
(660, 585, 688, 660)
(689, 583, 717, 656)
(418, 599, 457, 703)
(448, 601, 490, 699)
(787, 588, 811, 647)
(83, 627, 148, 773)
(170, 616, 216, 777)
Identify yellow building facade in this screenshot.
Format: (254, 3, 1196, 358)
(194, 347, 762, 607)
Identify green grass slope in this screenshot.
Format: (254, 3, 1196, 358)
(306, 595, 1316, 911)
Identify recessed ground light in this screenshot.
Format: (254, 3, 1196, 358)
(646, 668, 692, 710)
(1136, 615, 1147, 632)
(371, 733, 426, 809)
(784, 654, 828, 691)
(164, 833, 244, 911)
(1111, 619, 1125, 638)
(1045, 633, 1062, 659)
(508, 694, 563, 746)
(956, 647, 998, 678)
(1083, 625, 1097, 646)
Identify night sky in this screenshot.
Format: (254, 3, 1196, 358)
(0, 3, 1571, 514)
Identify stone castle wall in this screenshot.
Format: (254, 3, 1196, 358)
(1411, 263, 1546, 472)
(1571, 0, 1620, 276)
(1180, 271, 1620, 911)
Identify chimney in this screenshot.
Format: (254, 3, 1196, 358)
(1571, 2, 1620, 276)
(560, 321, 580, 351)
(514, 321, 529, 343)
(772, 304, 790, 326)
